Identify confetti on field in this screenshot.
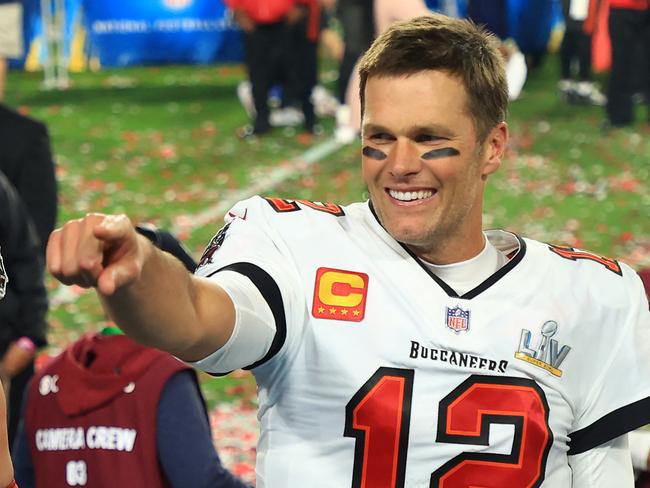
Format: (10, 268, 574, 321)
(210, 402, 259, 486)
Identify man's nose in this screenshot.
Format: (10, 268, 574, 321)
(388, 139, 422, 178)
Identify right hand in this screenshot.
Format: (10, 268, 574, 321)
(47, 213, 148, 296)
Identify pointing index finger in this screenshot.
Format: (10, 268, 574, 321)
(92, 214, 133, 243)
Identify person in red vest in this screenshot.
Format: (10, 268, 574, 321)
(11, 229, 250, 488)
(606, 0, 650, 128)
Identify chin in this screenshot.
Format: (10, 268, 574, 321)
(385, 222, 430, 246)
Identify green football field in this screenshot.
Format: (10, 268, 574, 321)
(5, 58, 649, 406)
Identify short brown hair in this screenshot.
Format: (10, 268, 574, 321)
(358, 14, 508, 141)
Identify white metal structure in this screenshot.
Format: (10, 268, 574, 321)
(40, 0, 69, 89)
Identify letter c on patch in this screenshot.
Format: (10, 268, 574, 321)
(318, 271, 365, 307)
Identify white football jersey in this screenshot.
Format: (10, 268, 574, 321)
(195, 196, 650, 488)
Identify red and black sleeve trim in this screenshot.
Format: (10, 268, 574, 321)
(568, 396, 650, 454)
(204, 262, 287, 375)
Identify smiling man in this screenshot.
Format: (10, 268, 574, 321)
(47, 14, 650, 487)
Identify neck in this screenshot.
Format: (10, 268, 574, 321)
(408, 227, 486, 265)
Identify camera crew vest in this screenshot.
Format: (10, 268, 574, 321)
(24, 334, 190, 487)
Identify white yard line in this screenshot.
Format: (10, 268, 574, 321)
(50, 137, 344, 307)
(171, 137, 343, 234)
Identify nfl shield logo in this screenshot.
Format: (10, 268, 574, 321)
(446, 306, 470, 333)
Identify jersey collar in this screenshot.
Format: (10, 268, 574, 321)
(365, 200, 527, 299)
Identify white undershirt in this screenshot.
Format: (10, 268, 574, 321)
(420, 235, 508, 295)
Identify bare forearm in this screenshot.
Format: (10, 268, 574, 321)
(100, 236, 233, 360)
(48, 214, 236, 362)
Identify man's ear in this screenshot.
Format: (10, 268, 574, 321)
(481, 122, 508, 178)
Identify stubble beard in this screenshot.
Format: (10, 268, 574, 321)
(392, 195, 478, 263)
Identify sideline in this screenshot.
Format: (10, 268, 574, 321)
(50, 137, 345, 306)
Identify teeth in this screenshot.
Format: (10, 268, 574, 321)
(389, 189, 434, 201)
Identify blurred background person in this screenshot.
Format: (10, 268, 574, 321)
(235, 0, 331, 133)
(606, 0, 650, 128)
(510, 0, 557, 71)
(0, 173, 47, 451)
(337, 0, 531, 140)
(13, 329, 250, 488)
(12, 227, 250, 488)
(0, 377, 15, 488)
(284, 0, 321, 134)
(227, 0, 306, 137)
(558, 0, 606, 105)
(466, 0, 509, 39)
(0, 247, 18, 488)
(337, 0, 430, 142)
(0, 104, 57, 257)
(373, 0, 431, 34)
(333, 0, 374, 140)
(0, 0, 23, 102)
(335, 0, 373, 104)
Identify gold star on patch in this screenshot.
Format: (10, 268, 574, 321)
(318, 307, 325, 313)
(340, 309, 348, 315)
(329, 308, 337, 314)
(352, 310, 360, 316)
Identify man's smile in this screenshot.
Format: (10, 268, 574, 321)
(386, 188, 437, 204)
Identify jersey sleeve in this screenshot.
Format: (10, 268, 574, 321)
(193, 196, 305, 373)
(189, 271, 276, 375)
(568, 268, 650, 454)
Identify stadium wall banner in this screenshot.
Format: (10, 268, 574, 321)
(15, 0, 243, 70)
(82, 0, 243, 66)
